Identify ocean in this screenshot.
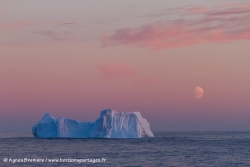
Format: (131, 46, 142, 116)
(1, 131, 250, 167)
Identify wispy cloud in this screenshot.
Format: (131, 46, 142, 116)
(0, 21, 30, 30)
(96, 64, 136, 79)
(0, 18, 77, 31)
(34, 30, 75, 41)
(58, 22, 76, 26)
(56, 19, 76, 26)
(104, 3, 250, 50)
(185, 7, 207, 15)
(95, 19, 118, 25)
(134, 7, 185, 18)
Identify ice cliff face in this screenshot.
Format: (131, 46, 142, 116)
(32, 109, 154, 138)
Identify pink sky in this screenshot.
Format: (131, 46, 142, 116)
(0, 0, 250, 131)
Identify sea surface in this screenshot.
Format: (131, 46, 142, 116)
(1, 131, 250, 167)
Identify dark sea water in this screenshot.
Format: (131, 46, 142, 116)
(1, 132, 250, 167)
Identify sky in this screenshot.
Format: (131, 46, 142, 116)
(0, 0, 250, 131)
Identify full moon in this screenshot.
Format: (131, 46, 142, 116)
(195, 86, 203, 99)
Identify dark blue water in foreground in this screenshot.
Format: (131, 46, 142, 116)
(1, 132, 250, 167)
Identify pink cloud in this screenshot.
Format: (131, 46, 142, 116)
(96, 64, 136, 79)
(185, 7, 207, 14)
(105, 3, 250, 50)
(0, 21, 30, 30)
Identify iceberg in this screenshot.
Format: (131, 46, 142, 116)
(32, 109, 154, 138)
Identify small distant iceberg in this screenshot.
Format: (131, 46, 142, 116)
(32, 109, 154, 138)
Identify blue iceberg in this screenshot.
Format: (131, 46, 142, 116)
(32, 109, 154, 138)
